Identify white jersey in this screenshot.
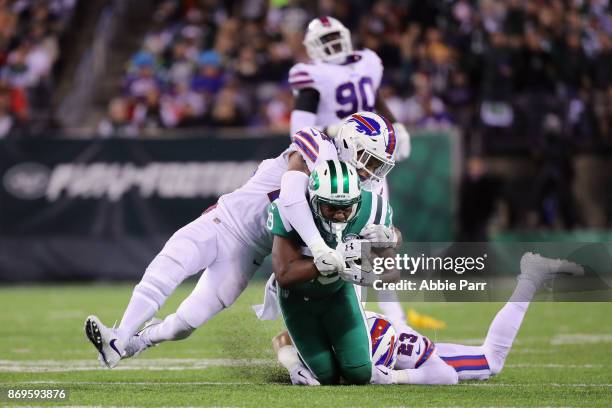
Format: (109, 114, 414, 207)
(365, 311, 435, 370)
(289, 49, 384, 128)
(216, 129, 338, 255)
(392, 321, 436, 370)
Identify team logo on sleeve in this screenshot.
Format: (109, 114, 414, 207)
(348, 114, 381, 136)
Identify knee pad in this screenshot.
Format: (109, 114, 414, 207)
(341, 363, 372, 385)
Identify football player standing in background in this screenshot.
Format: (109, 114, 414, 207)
(288, 16, 435, 329)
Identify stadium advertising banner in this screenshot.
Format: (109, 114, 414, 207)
(0, 134, 454, 281)
(0, 137, 283, 281)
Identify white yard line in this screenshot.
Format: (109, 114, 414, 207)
(1, 380, 611, 388)
(0, 358, 274, 373)
(0, 359, 605, 373)
(505, 363, 603, 368)
(551, 333, 612, 345)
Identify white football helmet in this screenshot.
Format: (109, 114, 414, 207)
(335, 111, 396, 188)
(308, 159, 361, 237)
(367, 312, 398, 369)
(304, 16, 353, 64)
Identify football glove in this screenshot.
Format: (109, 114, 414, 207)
(393, 122, 411, 161)
(340, 258, 378, 287)
(290, 365, 320, 386)
(311, 240, 343, 276)
(337, 239, 370, 262)
(324, 122, 342, 138)
(360, 224, 398, 248)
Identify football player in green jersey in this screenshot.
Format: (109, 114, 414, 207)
(267, 159, 400, 385)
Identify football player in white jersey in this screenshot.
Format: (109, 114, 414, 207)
(289, 16, 411, 164)
(268, 253, 584, 385)
(287, 16, 418, 327)
(84, 112, 398, 368)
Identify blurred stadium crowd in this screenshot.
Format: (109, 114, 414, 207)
(95, 0, 612, 147)
(0, 0, 76, 137)
(0, 0, 611, 232)
(0, 0, 610, 145)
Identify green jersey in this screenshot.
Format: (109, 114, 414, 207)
(266, 189, 393, 296)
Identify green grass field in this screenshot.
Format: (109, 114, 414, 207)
(1, 283, 611, 407)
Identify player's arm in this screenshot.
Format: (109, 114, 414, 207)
(375, 93, 411, 161)
(271, 235, 319, 288)
(280, 129, 343, 275)
(290, 88, 320, 136)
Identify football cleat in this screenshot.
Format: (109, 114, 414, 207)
(290, 364, 320, 386)
(518, 252, 584, 290)
(124, 317, 161, 358)
(84, 315, 125, 368)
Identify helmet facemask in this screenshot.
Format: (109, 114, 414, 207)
(304, 18, 353, 64)
(311, 195, 361, 239)
(354, 148, 395, 183)
(335, 112, 397, 190)
(308, 160, 362, 241)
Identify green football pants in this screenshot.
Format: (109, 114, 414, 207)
(278, 282, 372, 385)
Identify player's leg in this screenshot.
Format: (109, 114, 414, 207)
(376, 291, 407, 327)
(324, 284, 373, 385)
(279, 296, 340, 385)
(272, 330, 320, 385)
(437, 252, 584, 380)
(137, 231, 263, 345)
(115, 212, 220, 342)
(84, 211, 220, 367)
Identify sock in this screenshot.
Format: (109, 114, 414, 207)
(117, 293, 158, 344)
(117, 254, 194, 343)
(277, 345, 301, 370)
(140, 313, 194, 344)
(482, 301, 529, 374)
(510, 275, 539, 303)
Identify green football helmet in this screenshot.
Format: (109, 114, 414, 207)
(308, 160, 361, 236)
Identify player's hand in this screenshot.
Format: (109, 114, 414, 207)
(290, 365, 320, 386)
(337, 239, 369, 261)
(340, 258, 378, 287)
(393, 122, 411, 161)
(360, 224, 397, 248)
(311, 241, 343, 276)
(324, 122, 342, 138)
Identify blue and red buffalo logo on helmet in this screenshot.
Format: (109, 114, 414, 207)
(348, 114, 381, 136)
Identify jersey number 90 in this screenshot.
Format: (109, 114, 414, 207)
(335, 77, 375, 119)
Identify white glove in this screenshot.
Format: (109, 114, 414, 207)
(360, 224, 397, 248)
(311, 239, 343, 276)
(337, 239, 369, 262)
(393, 122, 411, 161)
(340, 258, 378, 287)
(290, 365, 320, 386)
(324, 122, 342, 138)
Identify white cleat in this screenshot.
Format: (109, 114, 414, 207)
(123, 317, 161, 359)
(84, 315, 125, 368)
(519, 252, 584, 290)
(289, 364, 320, 386)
